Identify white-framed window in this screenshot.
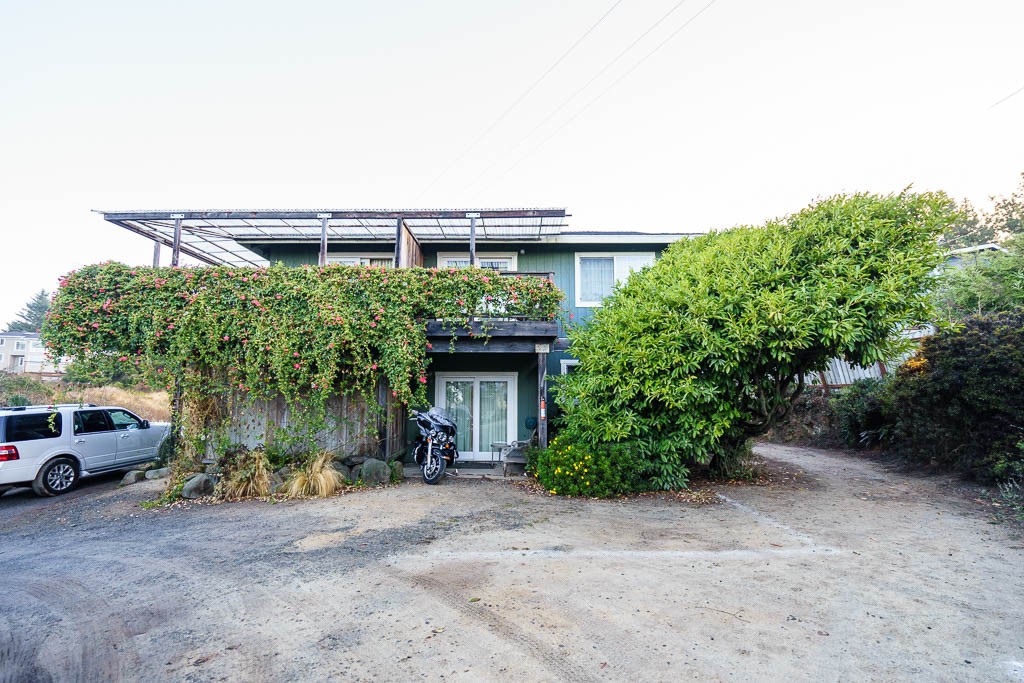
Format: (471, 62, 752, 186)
(14, 341, 26, 351)
(560, 359, 580, 375)
(326, 253, 393, 267)
(438, 252, 518, 272)
(574, 252, 655, 307)
(0, 338, 5, 347)
(16, 357, 24, 367)
(0, 353, 4, 363)
(30, 340, 43, 349)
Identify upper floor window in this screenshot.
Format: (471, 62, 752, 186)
(30, 341, 43, 349)
(326, 254, 393, 268)
(14, 341, 26, 351)
(438, 252, 517, 272)
(0, 338, 5, 346)
(575, 252, 655, 307)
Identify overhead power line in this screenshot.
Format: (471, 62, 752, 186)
(465, 0, 695, 192)
(990, 82, 1024, 109)
(470, 0, 720, 197)
(414, 0, 626, 201)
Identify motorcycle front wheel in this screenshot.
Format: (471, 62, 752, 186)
(421, 453, 446, 485)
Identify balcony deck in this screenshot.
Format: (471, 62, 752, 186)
(425, 319, 558, 353)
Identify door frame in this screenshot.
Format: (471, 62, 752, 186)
(435, 372, 518, 461)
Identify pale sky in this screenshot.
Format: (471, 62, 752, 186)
(1, 0, 1022, 326)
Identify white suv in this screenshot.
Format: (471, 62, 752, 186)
(0, 404, 170, 496)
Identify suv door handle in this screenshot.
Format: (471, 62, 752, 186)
(75, 438, 86, 443)
(120, 434, 130, 439)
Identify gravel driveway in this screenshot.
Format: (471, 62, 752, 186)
(1, 444, 1022, 682)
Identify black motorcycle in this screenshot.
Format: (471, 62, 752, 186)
(410, 407, 459, 484)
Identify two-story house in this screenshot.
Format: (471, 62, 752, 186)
(102, 209, 693, 459)
(0, 332, 67, 376)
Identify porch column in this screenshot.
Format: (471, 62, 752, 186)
(537, 347, 549, 449)
(317, 213, 332, 266)
(393, 217, 404, 268)
(170, 213, 184, 267)
(467, 212, 479, 267)
(152, 241, 161, 268)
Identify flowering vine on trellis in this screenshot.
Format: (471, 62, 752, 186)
(44, 262, 563, 411)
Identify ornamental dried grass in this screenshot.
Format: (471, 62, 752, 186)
(282, 450, 345, 498)
(223, 448, 271, 499)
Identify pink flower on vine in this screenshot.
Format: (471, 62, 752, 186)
(293, 363, 301, 369)
(223, 335, 230, 341)
(369, 321, 377, 328)
(293, 351, 300, 357)
(419, 376, 427, 384)
(371, 363, 378, 370)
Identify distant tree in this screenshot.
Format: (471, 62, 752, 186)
(5, 290, 50, 333)
(990, 172, 1024, 236)
(936, 235, 1024, 318)
(945, 173, 1024, 249)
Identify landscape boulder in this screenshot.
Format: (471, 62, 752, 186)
(360, 458, 390, 484)
(145, 467, 171, 480)
(181, 473, 216, 499)
(390, 461, 404, 482)
(332, 462, 352, 482)
(120, 470, 146, 486)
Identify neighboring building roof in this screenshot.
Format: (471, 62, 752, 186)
(945, 242, 1009, 269)
(0, 332, 41, 339)
(97, 208, 695, 267)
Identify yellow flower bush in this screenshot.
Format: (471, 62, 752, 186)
(528, 434, 645, 498)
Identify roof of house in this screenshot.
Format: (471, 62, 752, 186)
(98, 208, 695, 267)
(0, 332, 41, 339)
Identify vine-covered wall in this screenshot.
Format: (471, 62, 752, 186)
(44, 262, 563, 461)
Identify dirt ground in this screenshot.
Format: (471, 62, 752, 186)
(1, 444, 1022, 682)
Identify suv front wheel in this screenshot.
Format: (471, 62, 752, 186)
(32, 457, 79, 496)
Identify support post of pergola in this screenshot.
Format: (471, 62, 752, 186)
(152, 241, 161, 268)
(393, 217, 403, 268)
(317, 213, 332, 266)
(170, 214, 184, 267)
(467, 212, 479, 267)
(537, 345, 549, 449)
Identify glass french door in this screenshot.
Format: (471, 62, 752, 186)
(436, 374, 516, 461)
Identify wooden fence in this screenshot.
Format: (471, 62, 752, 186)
(217, 381, 406, 462)
(806, 326, 933, 394)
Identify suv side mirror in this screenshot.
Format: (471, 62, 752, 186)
(141, 420, 150, 429)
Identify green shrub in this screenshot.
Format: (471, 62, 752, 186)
(884, 311, 1024, 481)
(531, 435, 647, 498)
(998, 473, 1024, 522)
(830, 378, 890, 448)
(555, 192, 952, 490)
(0, 373, 57, 406)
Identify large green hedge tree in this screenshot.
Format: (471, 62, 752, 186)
(552, 192, 956, 491)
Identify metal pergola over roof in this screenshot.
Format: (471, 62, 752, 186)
(98, 208, 570, 268)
